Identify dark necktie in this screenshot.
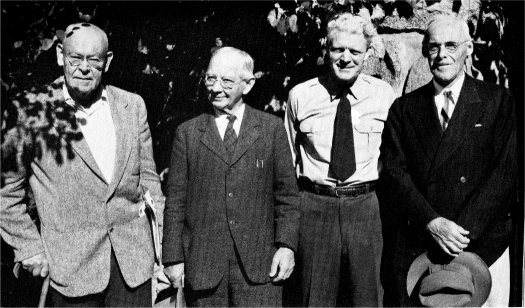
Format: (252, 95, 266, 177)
(441, 91, 453, 131)
(329, 90, 356, 181)
(224, 114, 237, 159)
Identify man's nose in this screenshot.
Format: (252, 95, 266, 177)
(436, 44, 448, 59)
(341, 49, 352, 62)
(211, 80, 223, 92)
(78, 59, 91, 72)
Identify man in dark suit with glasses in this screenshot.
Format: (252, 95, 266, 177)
(163, 47, 300, 307)
(379, 14, 517, 306)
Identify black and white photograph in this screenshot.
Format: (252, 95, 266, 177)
(1, 0, 523, 307)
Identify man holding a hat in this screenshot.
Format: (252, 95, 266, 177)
(378, 14, 517, 307)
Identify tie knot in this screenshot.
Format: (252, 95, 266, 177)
(227, 114, 236, 123)
(339, 89, 350, 99)
(444, 90, 453, 100)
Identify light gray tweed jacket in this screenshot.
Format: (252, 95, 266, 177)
(1, 77, 164, 297)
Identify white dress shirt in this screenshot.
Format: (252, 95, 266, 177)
(214, 103, 245, 140)
(433, 72, 465, 124)
(64, 85, 116, 184)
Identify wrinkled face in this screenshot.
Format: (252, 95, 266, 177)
(328, 31, 369, 85)
(426, 22, 473, 87)
(57, 27, 112, 103)
(205, 54, 253, 112)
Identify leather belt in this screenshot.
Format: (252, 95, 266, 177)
(299, 178, 376, 198)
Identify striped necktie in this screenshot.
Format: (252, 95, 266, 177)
(441, 91, 453, 131)
(224, 114, 237, 159)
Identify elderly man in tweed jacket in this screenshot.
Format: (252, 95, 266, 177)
(1, 23, 163, 306)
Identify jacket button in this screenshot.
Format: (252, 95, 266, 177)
(228, 192, 233, 197)
(229, 220, 235, 225)
(460, 176, 467, 183)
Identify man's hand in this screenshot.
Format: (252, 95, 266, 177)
(427, 217, 470, 257)
(21, 253, 49, 277)
(164, 263, 184, 289)
(269, 247, 295, 282)
(154, 263, 171, 294)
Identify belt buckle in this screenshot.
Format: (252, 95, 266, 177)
(336, 187, 359, 197)
(334, 188, 348, 197)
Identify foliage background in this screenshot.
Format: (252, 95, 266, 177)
(1, 1, 523, 306)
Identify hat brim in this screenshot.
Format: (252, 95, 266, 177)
(406, 252, 491, 307)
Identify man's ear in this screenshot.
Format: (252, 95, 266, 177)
(242, 78, 256, 95)
(364, 48, 371, 61)
(465, 40, 473, 57)
(104, 51, 114, 73)
(56, 43, 65, 67)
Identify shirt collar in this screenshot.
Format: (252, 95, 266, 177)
(433, 72, 465, 104)
(63, 83, 108, 115)
(325, 74, 368, 101)
(214, 103, 245, 124)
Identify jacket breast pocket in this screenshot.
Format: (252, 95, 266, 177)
(353, 120, 384, 161)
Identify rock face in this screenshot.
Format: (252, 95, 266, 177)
(363, 32, 428, 97)
(380, 0, 481, 31)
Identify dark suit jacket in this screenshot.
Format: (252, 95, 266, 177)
(162, 104, 300, 291)
(378, 76, 517, 305)
(1, 77, 164, 297)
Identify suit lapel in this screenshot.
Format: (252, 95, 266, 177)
(230, 105, 260, 165)
(410, 82, 443, 161)
(106, 87, 132, 199)
(199, 113, 230, 164)
(53, 78, 107, 183)
(198, 105, 261, 165)
(432, 77, 483, 171)
(70, 132, 107, 184)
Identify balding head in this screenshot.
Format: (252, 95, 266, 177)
(423, 15, 472, 51)
(56, 23, 113, 106)
(62, 23, 109, 55)
(209, 47, 255, 80)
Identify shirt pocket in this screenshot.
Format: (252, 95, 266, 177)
(299, 119, 331, 150)
(353, 119, 384, 161)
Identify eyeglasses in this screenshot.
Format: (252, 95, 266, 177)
(427, 40, 470, 55)
(204, 74, 244, 90)
(65, 54, 105, 69)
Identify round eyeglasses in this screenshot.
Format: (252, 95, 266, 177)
(204, 74, 244, 90)
(427, 40, 470, 55)
(65, 54, 105, 69)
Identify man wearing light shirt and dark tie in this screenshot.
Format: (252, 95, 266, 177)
(284, 13, 395, 307)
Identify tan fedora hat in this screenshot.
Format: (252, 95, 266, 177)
(406, 252, 491, 307)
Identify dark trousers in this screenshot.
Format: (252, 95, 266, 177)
(185, 235, 282, 307)
(290, 190, 383, 307)
(49, 249, 152, 307)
